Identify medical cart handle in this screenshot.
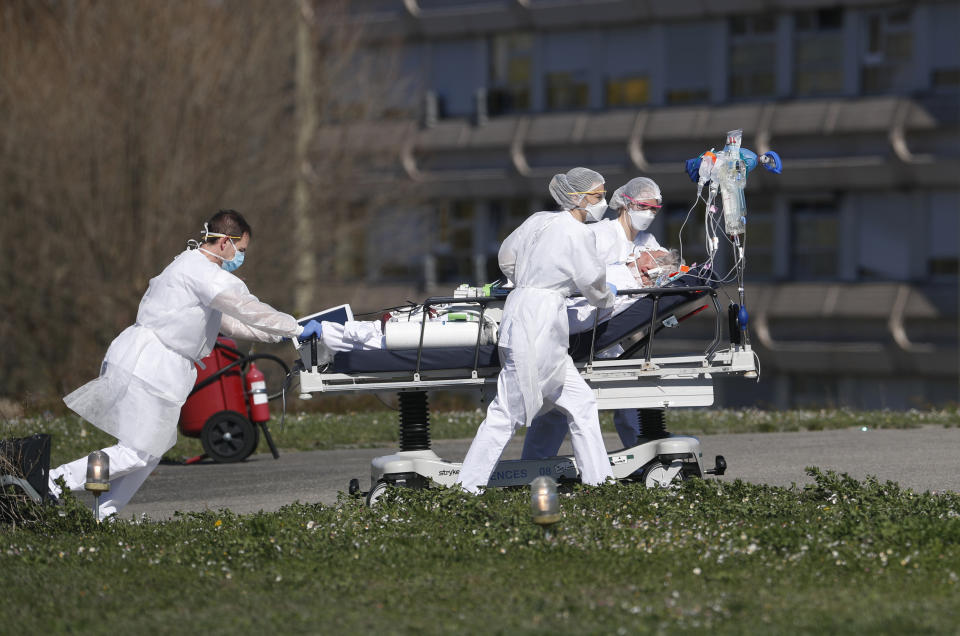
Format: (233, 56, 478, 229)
(421, 294, 506, 306)
(423, 286, 714, 307)
(571, 285, 717, 298)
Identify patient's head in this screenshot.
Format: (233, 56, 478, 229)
(652, 249, 682, 272)
(627, 249, 683, 286)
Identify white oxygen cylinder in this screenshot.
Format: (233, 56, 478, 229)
(384, 320, 480, 349)
(718, 129, 747, 236)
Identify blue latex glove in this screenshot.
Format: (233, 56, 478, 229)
(298, 319, 322, 342)
(684, 156, 702, 183)
(759, 150, 782, 174)
(607, 282, 618, 296)
(739, 148, 758, 173)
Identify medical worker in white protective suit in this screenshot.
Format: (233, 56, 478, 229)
(456, 167, 617, 493)
(521, 177, 668, 460)
(48, 210, 323, 517)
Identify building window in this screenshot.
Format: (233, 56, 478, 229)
(929, 257, 959, 277)
(729, 14, 778, 99)
(790, 201, 838, 279)
(932, 68, 960, 90)
(928, 4, 960, 93)
(488, 33, 533, 115)
(492, 198, 533, 242)
(371, 207, 429, 282)
(545, 71, 589, 111)
(794, 8, 845, 96)
(927, 194, 959, 279)
(860, 8, 914, 94)
(666, 89, 710, 105)
(488, 198, 532, 280)
(664, 22, 712, 105)
(333, 225, 368, 281)
(606, 76, 650, 107)
(433, 200, 476, 283)
(744, 201, 774, 279)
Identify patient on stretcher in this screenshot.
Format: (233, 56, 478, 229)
(314, 251, 683, 356)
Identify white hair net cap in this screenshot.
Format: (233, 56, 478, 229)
(609, 177, 662, 210)
(548, 167, 605, 210)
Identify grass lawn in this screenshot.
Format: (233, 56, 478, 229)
(3, 469, 959, 633)
(2, 407, 958, 467)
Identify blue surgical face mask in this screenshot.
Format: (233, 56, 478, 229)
(221, 239, 245, 272)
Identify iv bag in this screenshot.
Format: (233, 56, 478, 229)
(718, 130, 747, 235)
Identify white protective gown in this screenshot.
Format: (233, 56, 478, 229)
(62, 249, 300, 458)
(457, 211, 616, 493)
(590, 218, 662, 265)
(521, 218, 664, 460)
(565, 263, 642, 333)
(495, 212, 614, 426)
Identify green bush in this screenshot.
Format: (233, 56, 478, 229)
(3, 469, 959, 633)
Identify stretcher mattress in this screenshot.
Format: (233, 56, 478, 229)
(329, 267, 715, 374)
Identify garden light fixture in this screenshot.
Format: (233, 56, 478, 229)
(84, 450, 110, 522)
(530, 476, 560, 536)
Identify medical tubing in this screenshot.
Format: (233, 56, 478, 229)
(411, 295, 505, 378)
(705, 293, 724, 361)
(274, 358, 305, 434)
(677, 198, 700, 269)
(195, 342, 292, 400)
(185, 343, 290, 459)
(353, 301, 420, 318)
(374, 393, 401, 411)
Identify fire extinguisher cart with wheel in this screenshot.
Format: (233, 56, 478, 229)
(178, 337, 289, 463)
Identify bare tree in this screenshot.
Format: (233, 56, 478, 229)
(0, 0, 410, 403)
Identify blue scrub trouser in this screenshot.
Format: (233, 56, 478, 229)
(521, 408, 640, 460)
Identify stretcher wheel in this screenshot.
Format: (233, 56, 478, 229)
(365, 480, 388, 507)
(642, 461, 682, 489)
(200, 410, 259, 463)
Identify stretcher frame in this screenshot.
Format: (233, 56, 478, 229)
(293, 283, 756, 500)
(297, 285, 757, 406)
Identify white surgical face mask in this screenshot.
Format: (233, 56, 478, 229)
(584, 198, 608, 222)
(628, 210, 656, 231)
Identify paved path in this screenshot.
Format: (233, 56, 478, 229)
(107, 426, 960, 520)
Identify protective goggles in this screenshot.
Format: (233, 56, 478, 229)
(202, 223, 242, 241)
(623, 194, 662, 211)
(566, 189, 606, 197)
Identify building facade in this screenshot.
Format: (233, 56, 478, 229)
(326, 0, 959, 408)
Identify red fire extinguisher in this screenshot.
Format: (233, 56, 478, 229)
(179, 338, 286, 464)
(245, 362, 270, 424)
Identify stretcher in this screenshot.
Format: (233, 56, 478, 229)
(294, 266, 758, 503)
